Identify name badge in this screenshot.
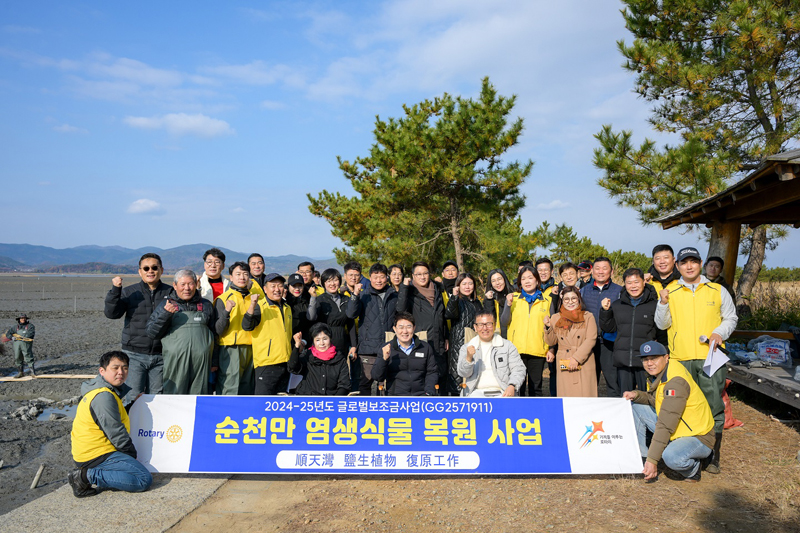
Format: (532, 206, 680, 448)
(194, 316, 203, 322)
(415, 352, 425, 358)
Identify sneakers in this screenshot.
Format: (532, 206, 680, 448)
(684, 471, 701, 482)
(68, 469, 97, 498)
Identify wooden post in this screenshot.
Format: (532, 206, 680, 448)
(707, 221, 740, 286)
(30, 464, 45, 489)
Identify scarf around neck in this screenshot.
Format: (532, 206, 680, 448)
(311, 345, 337, 361)
(555, 307, 586, 330)
(413, 279, 436, 307)
(519, 288, 543, 304)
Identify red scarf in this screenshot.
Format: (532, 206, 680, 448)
(311, 346, 336, 361)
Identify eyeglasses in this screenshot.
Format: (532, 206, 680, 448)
(205, 260, 222, 266)
(413, 272, 429, 277)
(562, 297, 579, 303)
(395, 325, 414, 330)
(140, 266, 160, 272)
(474, 322, 494, 329)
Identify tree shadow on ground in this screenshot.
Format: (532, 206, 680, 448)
(699, 488, 800, 533)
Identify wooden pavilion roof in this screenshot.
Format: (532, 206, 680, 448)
(654, 149, 800, 230)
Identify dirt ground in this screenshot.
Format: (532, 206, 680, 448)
(2, 274, 800, 531)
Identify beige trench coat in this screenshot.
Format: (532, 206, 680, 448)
(544, 312, 597, 397)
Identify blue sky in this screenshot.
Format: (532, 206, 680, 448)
(2, 1, 798, 267)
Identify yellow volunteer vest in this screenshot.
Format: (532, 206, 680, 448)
(666, 282, 724, 361)
(250, 279, 266, 298)
(71, 387, 129, 463)
(507, 292, 551, 357)
(216, 287, 255, 346)
(651, 361, 715, 440)
(251, 299, 293, 368)
(648, 278, 679, 294)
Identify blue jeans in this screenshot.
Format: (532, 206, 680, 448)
(87, 452, 153, 493)
(632, 403, 712, 478)
(124, 350, 164, 404)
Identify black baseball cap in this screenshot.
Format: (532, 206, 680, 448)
(638, 341, 668, 357)
(264, 273, 286, 283)
(577, 261, 593, 271)
(676, 247, 702, 263)
(442, 260, 457, 270)
(286, 273, 304, 286)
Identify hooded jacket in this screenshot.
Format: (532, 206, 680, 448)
(71, 374, 135, 467)
(105, 280, 172, 354)
(288, 346, 350, 396)
(599, 284, 667, 369)
(346, 285, 398, 355)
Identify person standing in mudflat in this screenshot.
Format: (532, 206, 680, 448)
(7, 313, 35, 378)
(104, 253, 172, 403)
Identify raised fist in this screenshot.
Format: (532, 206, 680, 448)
(250, 293, 259, 304)
(164, 300, 179, 314)
(466, 345, 476, 362)
(601, 298, 611, 311)
(382, 343, 391, 360)
(543, 315, 551, 328)
(506, 293, 514, 306)
(308, 286, 317, 297)
(485, 290, 494, 300)
(644, 273, 653, 283)
(660, 288, 669, 304)
(403, 277, 411, 286)
(293, 332, 304, 348)
(452, 286, 460, 297)
(353, 284, 362, 296)
(112, 276, 123, 288)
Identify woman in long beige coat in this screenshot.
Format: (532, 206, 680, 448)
(543, 286, 597, 397)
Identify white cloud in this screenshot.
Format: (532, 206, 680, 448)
(52, 123, 88, 134)
(2, 25, 41, 34)
(123, 113, 234, 138)
(536, 200, 571, 210)
(231, 207, 245, 213)
(199, 61, 304, 88)
(127, 199, 164, 215)
(260, 100, 286, 110)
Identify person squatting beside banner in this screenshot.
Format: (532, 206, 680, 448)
(130, 396, 643, 475)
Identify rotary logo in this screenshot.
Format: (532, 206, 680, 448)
(166, 425, 183, 443)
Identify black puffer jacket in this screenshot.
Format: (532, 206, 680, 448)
(445, 296, 483, 394)
(286, 293, 314, 345)
(288, 347, 350, 396)
(372, 336, 438, 396)
(310, 292, 356, 356)
(346, 286, 398, 355)
(105, 281, 172, 354)
(395, 281, 447, 355)
(598, 284, 667, 369)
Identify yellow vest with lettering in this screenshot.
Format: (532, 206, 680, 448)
(666, 282, 724, 361)
(648, 278, 680, 294)
(251, 299, 293, 368)
(651, 361, 714, 440)
(507, 293, 551, 357)
(215, 287, 254, 346)
(71, 387, 129, 463)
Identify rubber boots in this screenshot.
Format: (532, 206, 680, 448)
(705, 432, 722, 474)
(14, 366, 24, 378)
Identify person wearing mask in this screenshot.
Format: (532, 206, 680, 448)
(444, 273, 484, 396)
(388, 264, 405, 293)
(104, 253, 173, 401)
(198, 248, 230, 302)
(543, 286, 597, 397)
(307, 268, 357, 360)
(346, 263, 398, 396)
(646, 244, 680, 293)
(288, 324, 350, 396)
(242, 273, 293, 395)
(374, 312, 439, 396)
(704, 256, 736, 300)
(577, 261, 594, 286)
(599, 267, 665, 394)
(285, 273, 314, 345)
(500, 266, 551, 397)
(458, 310, 526, 397)
(655, 247, 737, 474)
(440, 260, 459, 298)
(213, 261, 259, 395)
(482, 268, 513, 337)
(395, 261, 448, 393)
(580, 257, 623, 397)
(145, 270, 216, 395)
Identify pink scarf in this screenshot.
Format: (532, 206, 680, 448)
(311, 346, 337, 361)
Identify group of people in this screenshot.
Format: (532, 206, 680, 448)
(66, 243, 737, 496)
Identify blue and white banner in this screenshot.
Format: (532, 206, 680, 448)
(129, 396, 643, 475)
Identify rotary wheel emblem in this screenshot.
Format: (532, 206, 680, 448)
(166, 425, 183, 443)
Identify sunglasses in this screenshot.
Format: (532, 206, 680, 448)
(140, 266, 160, 272)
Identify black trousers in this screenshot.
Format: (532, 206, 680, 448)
(617, 365, 648, 393)
(594, 339, 620, 397)
(359, 354, 377, 396)
(254, 363, 289, 395)
(519, 354, 546, 397)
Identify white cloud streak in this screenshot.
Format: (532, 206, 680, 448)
(127, 199, 164, 215)
(123, 113, 234, 138)
(52, 123, 88, 134)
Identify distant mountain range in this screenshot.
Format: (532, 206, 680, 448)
(0, 243, 339, 274)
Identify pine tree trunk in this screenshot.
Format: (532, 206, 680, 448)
(450, 197, 464, 272)
(735, 225, 767, 316)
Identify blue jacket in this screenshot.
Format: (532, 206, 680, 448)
(581, 280, 622, 342)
